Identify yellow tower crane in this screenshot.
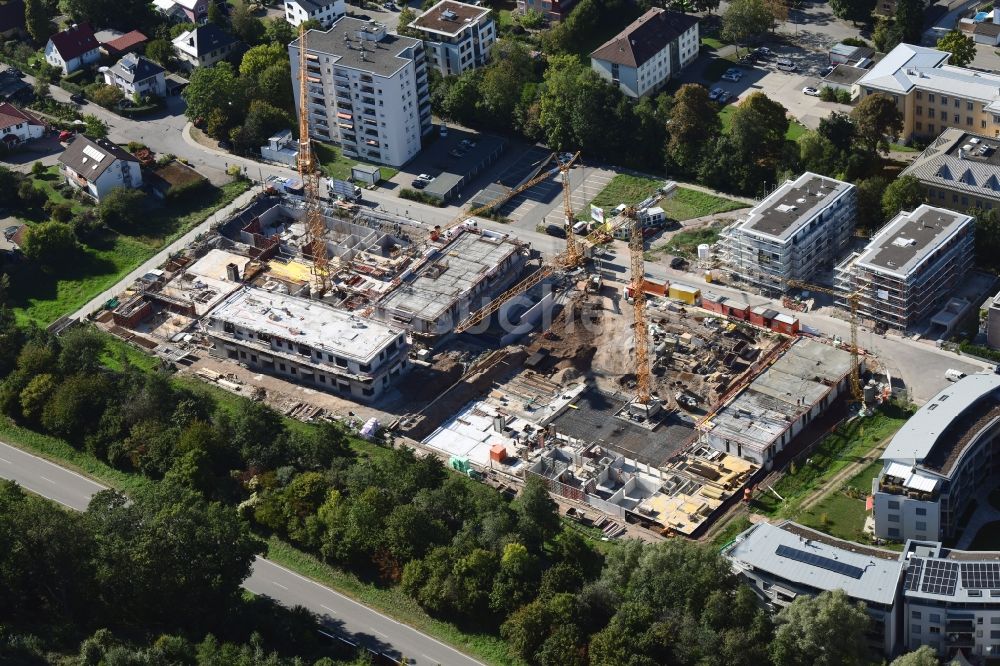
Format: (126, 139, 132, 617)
(297, 23, 331, 296)
(626, 207, 651, 405)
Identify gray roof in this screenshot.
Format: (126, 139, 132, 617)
(858, 42, 1000, 102)
(108, 53, 163, 84)
(58, 135, 137, 181)
(291, 17, 422, 78)
(882, 373, 1000, 465)
(736, 172, 854, 242)
(853, 204, 972, 278)
(901, 128, 1000, 202)
(173, 23, 237, 58)
(289, 0, 340, 12)
(726, 521, 904, 606)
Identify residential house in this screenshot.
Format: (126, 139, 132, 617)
(58, 135, 142, 201)
(260, 128, 298, 166)
(0, 0, 26, 38)
(0, 103, 44, 148)
(153, 0, 209, 23)
(289, 18, 432, 167)
(172, 24, 238, 70)
(100, 30, 149, 57)
(103, 53, 167, 99)
(412, 0, 496, 76)
(899, 127, 1000, 212)
(589, 8, 699, 99)
(284, 0, 346, 27)
(152, 0, 192, 23)
(45, 23, 100, 74)
(857, 43, 1000, 142)
(516, 0, 575, 23)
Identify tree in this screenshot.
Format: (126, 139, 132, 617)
(856, 176, 889, 231)
(98, 187, 145, 232)
(828, 0, 874, 25)
(852, 93, 903, 155)
(818, 111, 856, 153)
(398, 6, 418, 37)
(21, 221, 78, 267)
(667, 83, 720, 174)
(538, 55, 582, 150)
(265, 17, 295, 45)
(40, 373, 112, 442)
(91, 84, 125, 109)
(881, 175, 925, 220)
(58, 326, 106, 376)
(894, 0, 925, 45)
(937, 29, 976, 67)
(30, 160, 46, 178)
(0, 167, 17, 207)
(83, 114, 109, 139)
(872, 15, 901, 53)
(513, 475, 559, 550)
(183, 62, 245, 129)
(24, 0, 50, 44)
(206, 0, 223, 24)
(798, 131, 839, 176)
(230, 0, 265, 45)
(145, 38, 174, 66)
(721, 0, 773, 51)
(490, 542, 541, 615)
(771, 590, 870, 666)
(890, 646, 940, 666)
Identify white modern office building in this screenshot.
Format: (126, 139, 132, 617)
(289, 18, 432, 168)
(589, 7, 699, 99)
(411, 0, 495, 76)
(284, 0, 345, 28)
(718, 172, 857, 294)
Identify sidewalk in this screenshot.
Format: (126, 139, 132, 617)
(70, 186, 261, 321)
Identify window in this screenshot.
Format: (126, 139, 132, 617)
(955, 114, 960, 123)
(968, 101, 974, 110)
(928, 109, 935, 119)
(916, 91, 922, 99)
(916, 507, 926, 515)
(916, 521, 927, 531)
(941, 96, 948, 104)
(888, 513, 900, 522)
(279, 363, 286, 371)
(888, 500, 900, 509)
(912, 624, 922, 635)
(929, 94, 936, 102)
(930, 613, 941, 623)
(955, 98, 961, 108)
(889, 527, 900, 537)
(968, 117, 974, 126)
(916, 121, 923, 130)
(362, 387, 374, 396)
(917, 106, 923, 116)
(912, 611, 922, 619)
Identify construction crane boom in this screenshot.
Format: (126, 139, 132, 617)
(627, 207, 651, 405)
(560, 153, 582, 267)
(297, 24, 330, 295)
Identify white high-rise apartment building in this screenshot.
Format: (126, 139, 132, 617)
(411, 0, 496, 76)
(290, 18, 432, 168)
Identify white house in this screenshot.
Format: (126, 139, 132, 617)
(45, 23, 100, 74)
(590, 8, 699, 99)
(103, 54, 167, 99)
(284, 0, 345, 28)
(411, 0, 495, 76)
(172, 23, 239, 70)
(0, 103, 44, 147)
(58, 135, 142, 201)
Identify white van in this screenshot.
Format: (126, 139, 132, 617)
(945, 368, 967, 382)
(572, 221, 588, 235)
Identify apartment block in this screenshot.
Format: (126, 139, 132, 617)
(289, 18, 432, 168)
(412, 0, 495, 76)
(858, 43, 1000, 143)
(834, 204, 974, 332)
(717, 172, 857, 294)
(901, 128, 1000, 212)
(589, 8, 699, 99)
(284, 0, 345, 28)
(205, 287, 409, 402)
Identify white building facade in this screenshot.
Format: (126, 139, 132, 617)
(58, 135, 142, 201)
(412, 0, 496, 76)
(289, 18, 432, 168)
(284, 0, 346, 28)
(103, 53, 167, 99)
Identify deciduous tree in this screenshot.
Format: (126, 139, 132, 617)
(828, 0, 875, 25)
(937, 29, 976, 67)
(881, 174, 925, 219)
(852, 93, 903, 155)
(721, 0, 773, 50)
(771, 589, 870, 666)
(145, 38, 174, 66)
(24, 0, 50, 44)
(21, 221, 78, 267)
(667, 83, 721, 175)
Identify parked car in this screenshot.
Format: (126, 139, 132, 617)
(558, 151, 575, 164)
(416, 173, 433, 182)
(58, 130, 73, 141)
(459, 138, 477, 149)
(777, 61, 797, 72)
(439, 125, 448, 137)
(69, 92, 85, 104)
(756, 46, 772, 57)
(718, 91, 732, 103)
(802, 86, 819, 96)
(820, 65, 835, 77)
(382, 1, 396, 8)
(411, 179, 428, 189)
(545, 224, 567, 238)
(721, 71, 742, 82)
(670, 256, 689, 270)
(709, 87, 723, 100)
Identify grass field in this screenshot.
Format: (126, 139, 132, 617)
(701, 36, 728, 50)
(660, 188, 745, 221)
(710, 514, 753, 550)
(6, 179, 249, 325)
(589, 174, 664, 210)
(797, 459, 882, 542)
(664, 223, 724, 258)
(718, 106, 808, 141)
(752, 406, 912, 518)
(314, 142, 398, 182)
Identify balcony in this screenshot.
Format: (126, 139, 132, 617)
(361, 96, 376, 105)
(360, 75, 373, 83)
(360, 85, 375, 94)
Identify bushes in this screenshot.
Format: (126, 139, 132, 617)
(399, 188, 446, 207)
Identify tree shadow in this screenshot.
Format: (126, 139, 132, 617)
(6, 247, 118, 309)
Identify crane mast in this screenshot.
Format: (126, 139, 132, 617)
(297, 23, 331, 296)
(561, 161, 581, 267)
(628, 208, 651, 405)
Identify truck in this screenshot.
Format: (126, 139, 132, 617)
(327, 178, 363, 202)
(945, 369, 967, 382)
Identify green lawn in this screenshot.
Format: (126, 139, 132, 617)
(6, 178, 250, 325)
(589, 174, 664, 210)
(497, 8, 514, 28)
(313, 142, 398, 182)
(660, 187, 745, 221)
(752, 406, 912, 518)
(786, 121, 808, 141)
(798, 491, 870, 542)
(701, 36, 728, 50)
(100, 333, 161, 372)
(718, 106, 807, 141)
(890, 142, 920, 153)
(711, 514, 753, 550)
(664, 223, 724, 258)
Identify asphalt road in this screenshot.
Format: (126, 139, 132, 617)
(0, 441, 484, 666)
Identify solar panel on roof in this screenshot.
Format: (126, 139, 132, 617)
(775, 545, 866, 579)
(920, 560, 959, 596)
(961, 562, 1000, 590)
(905, 557, 924, 591)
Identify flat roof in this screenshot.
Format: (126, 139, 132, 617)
(737, 172, 853, 242)
(413, 0, 490, 36)
(726, 521, 904, 605)
(378, 230, 519, 322)
(824, 63, 867, 85)
(882, 373, 1000, 466)
(208, 286, 402, 364)
(854, 204, 972, 278)
(291, 17, 421, 78)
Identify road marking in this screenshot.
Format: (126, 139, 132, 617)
(0, 443, 106, 490)
(320, 604, 336, 614)
(272, 581, 288, 590)
(370, 627, 388, 638)
(39, 475, 55, 483)
(0, 457, 10, 464)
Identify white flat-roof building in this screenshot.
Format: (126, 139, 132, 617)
(718, 172, 857, 294)
(284, 0, 345, 28)
(205, 286, 409, 402)
(289, 18, 432, 167)
(411, 0, 495, 76)
(834, 205, 974, 332)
